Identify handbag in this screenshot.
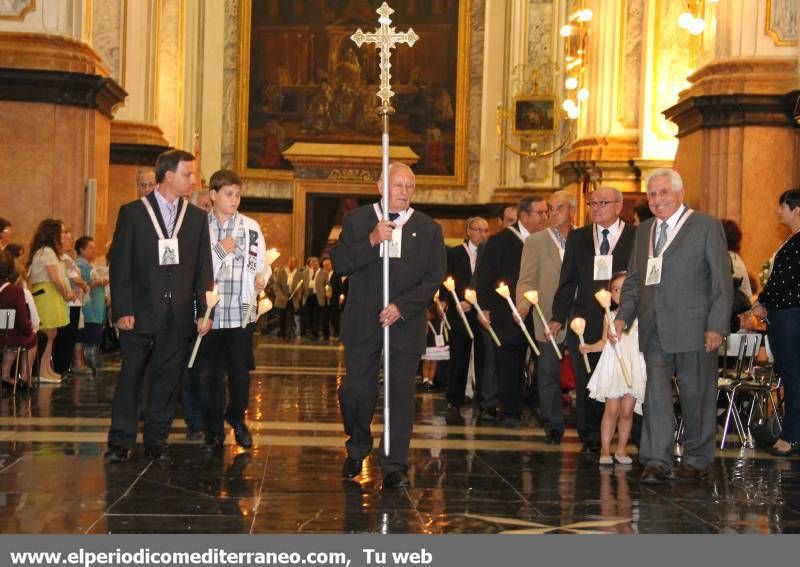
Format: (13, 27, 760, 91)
(750, 415, 782, 449)
(560, 352, 576, 390)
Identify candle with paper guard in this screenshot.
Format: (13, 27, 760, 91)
(569, 317, 592, 373)
(188, 285, 220, 368)
(464, 288, 501, 346)
(443, 277, 473, 339)
(243, 249, 279, 326)
(496, 283, 540, 355)
(523, 290, 562, 359)
(433, 289, 451, 330)
(287, 279, 304, 301)
(593, 289, 632, 387)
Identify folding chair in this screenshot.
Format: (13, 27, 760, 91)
(718, 333, 762, 448)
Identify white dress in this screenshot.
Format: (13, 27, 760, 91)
(586, 316, 648, 414)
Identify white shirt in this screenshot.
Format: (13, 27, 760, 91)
(657, 204, 687, 235)
(595, 218, 621, 241)
(518, 223, 531, 240)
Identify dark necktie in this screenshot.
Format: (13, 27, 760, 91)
(388, 212, 400, 221)
(599, 228, 610, 255)
(654, 222, 668, 256)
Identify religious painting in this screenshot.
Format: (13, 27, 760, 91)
(0, 0, 35, 20)
(765, 0, 798, 46)
(512, 96, 556, 136)
(237, 0, 469, 184)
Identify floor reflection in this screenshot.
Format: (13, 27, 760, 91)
(0, 336, 799, 533)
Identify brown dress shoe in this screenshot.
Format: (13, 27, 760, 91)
(640, 464, 669, 484)
(670, 463, 710, 481)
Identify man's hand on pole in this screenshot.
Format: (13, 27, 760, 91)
(379, 303, 402, 327)
(369, 220, 395, 247)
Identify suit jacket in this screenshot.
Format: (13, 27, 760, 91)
(551, 222, 636, 343)
(273, 266, 299, 309)
(516, 229, 567, 343)
(331, 204, 446, 354)
(442, 242, 478, 335)
(314, 268, 333, 306)
(109, 192, 213, 338)
(617, 211, 732, 353)
(475, 223, 526, 344)
(330, 271, 345, 309)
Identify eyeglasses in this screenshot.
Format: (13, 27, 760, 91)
(587, 200, 621, 209)
(526, 208, 549, 217)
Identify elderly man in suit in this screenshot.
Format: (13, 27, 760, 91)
(614, 169, 732, 483)
(443, 216, 489, 422)
(274, 256, 304, 339)
(331, 162, 446, 489)
(301, 256, 321, 339)
(549, 186, 636, 453)
(475, 196, 550, 427)
(106, 149, 214, 462)
(517, 190, 575, 443)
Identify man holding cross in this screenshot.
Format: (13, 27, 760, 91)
(331, 163, 446, 490)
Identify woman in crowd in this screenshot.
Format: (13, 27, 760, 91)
(0, 250, 37, 386)
(751, 189, 800, 456)
(27, 219, 74, 383)
(721, 219, 753, 298)
(52, 228, 89, 374)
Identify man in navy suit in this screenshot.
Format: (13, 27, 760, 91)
(106, 149, 213, 462)
(475, 196, 549, 427)
(331, 162, 446, 489)
(443, 217, 489, 422)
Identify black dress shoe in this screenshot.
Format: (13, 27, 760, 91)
(499, 416, 522, 428)
(670, 463, 710, 481)
(640, 464, 669, 485)
(545, 429, 563, 444)
(204, 436, 224, 452)
(580, 442, 599, 454)
(144, 445, 169, 462)
(229, 422, 253, 449)
(382, 470, 409, 490)
(770, 440, 800, 456)
(341, 457, 363, 479)
(477, 406, 498, 423)
(104, 445, 130, 463)
(421, 381, 436, 392)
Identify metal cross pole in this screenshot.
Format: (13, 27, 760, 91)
(351, 2, 418, 457)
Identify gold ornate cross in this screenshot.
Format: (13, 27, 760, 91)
(351, 2, 419, 112)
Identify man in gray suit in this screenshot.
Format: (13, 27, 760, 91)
(614, 168, 732, 484)
(516, 190, 575, 444)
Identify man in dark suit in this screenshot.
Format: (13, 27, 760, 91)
(443, 217, 489, 423)
(331, 162, 446, 489)
(549, 186, 636, 453)
(105, 149, 214, 462)
(475, 196, 549, 427)
(615, 169, 731, 483)
(329, 262, 345, 339)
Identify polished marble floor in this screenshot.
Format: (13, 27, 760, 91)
(0, 336, 799, 534)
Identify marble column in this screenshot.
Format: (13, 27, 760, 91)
(0, 32, 125, 251)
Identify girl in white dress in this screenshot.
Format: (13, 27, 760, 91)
(581, 272, 647, 466)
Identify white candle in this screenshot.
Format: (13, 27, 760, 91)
(569, 317, 592, 373)
(593, 289, 632, 387)
(444, 277, 473, 339)
(464, 289, 501, 347)
(496, 283, 540, 355)
(523, 290, 562, 359)
(265, 248, 281, 265)
(188, 285, 220, 368)
(433, 290, 451, 330)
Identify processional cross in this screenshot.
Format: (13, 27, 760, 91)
(351, 3, 419, 456)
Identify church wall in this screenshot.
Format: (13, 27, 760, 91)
(0, 101, 110, 250)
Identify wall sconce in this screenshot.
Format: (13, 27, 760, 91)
(561, 6, 592, 120)
(678, 0, 717, 36)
